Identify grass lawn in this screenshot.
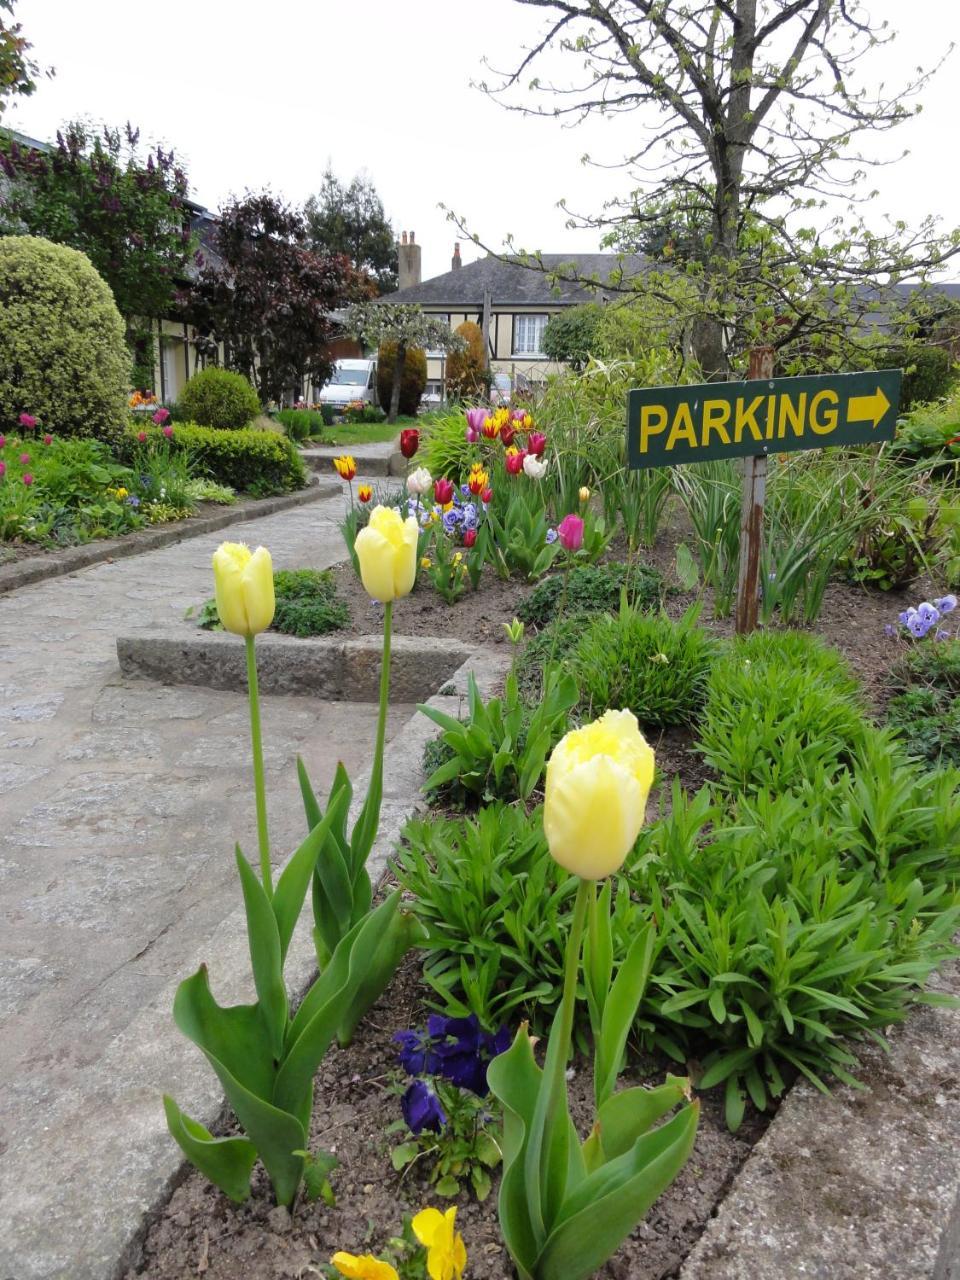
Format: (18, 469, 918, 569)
(317, 421, 402, 447)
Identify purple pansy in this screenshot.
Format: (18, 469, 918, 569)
(401, 1080, 446, 1134)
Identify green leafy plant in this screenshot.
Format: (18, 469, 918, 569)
(697, 630, 866, 797)
(486, 491, 560, 581)
(569, 602, 719, 728)
(275, 406, 332, 439)
(119, 422, 306, 494)
(421, 533, 471, 605)
(184, 477, 237, 505)
(390, 1080, 503, 1201)
(421, 410, 480, 484)
(191, 569, 348, 637)
(887, 636, 960, 768)
(177, 366, 260, 429)
(517, 561, 664, 628)
(418, 666, 578, 807)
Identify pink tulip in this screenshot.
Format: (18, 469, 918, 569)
(162, 425, 174, 439)
(0, 461, 6, 478)
(18, 413, 36, 430)
(137, 430, 148, 444)
(152, 407, 171, 425)
(558, 513, 585, 552)
(527, 432, 547, 457)
(434, 477, 455, 505)
(505, 450, 526, 476)
(19, 452, 30, 464)
(22, 472, 33, 486)
(43, 434, 53, 446)
(0, 435, 5, 449)
(465, 407, 487, 433)
(465, 425, 480, 444)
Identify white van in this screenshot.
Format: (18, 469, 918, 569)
(317, 358, 378, 410)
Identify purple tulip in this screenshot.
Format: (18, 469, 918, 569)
(465, 425, 480, 443)
(465, 407, 487, 433)
(401, 1080, 446, 1134)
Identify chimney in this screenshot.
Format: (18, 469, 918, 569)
(452, 242, 462, 270)
(398, 228, 422, 291)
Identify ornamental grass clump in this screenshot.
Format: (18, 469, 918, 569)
(166, 541, 414, 1207)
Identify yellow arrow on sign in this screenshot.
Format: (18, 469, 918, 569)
(847, 386, 891, 430)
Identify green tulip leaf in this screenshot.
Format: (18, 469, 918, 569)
(591, 1077, 690, 1164)
(272, 785, 349, 964)
(337, 906, 427, 1046)
(297, 755, 324, 831)
(537, 1102, 700, 1280)
(596, 921, 656, 1107)
(235, 847, 287, 1061)
(172, 967, 274, 1099)
(163, 1094, 257, 1204)
(487, 1026, 546, 1280)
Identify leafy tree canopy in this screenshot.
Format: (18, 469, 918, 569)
(0, 0, 47, 118)
(189, 191, 354, 407)
(305, 168, 398, 294)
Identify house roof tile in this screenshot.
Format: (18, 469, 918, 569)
(384, 252, 646, 307)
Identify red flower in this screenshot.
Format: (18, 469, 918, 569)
(463, 528, 477, 548)
(137, 430, 148, 444)
(19, 452, 30, 464)
(22, 472, 33, 486)
(400, 428, 420, 459)
(0, 461, 6, 477)
(481, 486, 493, 505)
(162, 425, 174, 439)
(434, 477, 455, 505)
(152, 407, 171, 426)
(527, 431, 547, 457)
(499, 424, 516, 448)
(18, 413, 36, 430)
(42, 433, 53, 446)
(505, 449, 526, 476)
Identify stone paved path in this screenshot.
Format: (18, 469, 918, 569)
(0, 490, 411, 1222)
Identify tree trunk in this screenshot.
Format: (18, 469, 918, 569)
(388, 339, 406, 423)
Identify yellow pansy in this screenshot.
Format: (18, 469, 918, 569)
(412, 1206, 467, 1280)
(330, 1252, 400, 1280)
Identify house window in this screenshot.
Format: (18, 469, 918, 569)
(426, 313, 451, 358)
(512, 314, 548, 356)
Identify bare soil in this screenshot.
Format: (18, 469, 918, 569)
(125, 953, 766, 1280)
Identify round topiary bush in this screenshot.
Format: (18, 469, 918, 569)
(0, 235, 130, 441)
(445, 320, 487, 398)
(377, 342, 426, 417)
(177, 366, 261, 429)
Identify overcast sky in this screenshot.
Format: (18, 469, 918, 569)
(8, 0, 960, 281)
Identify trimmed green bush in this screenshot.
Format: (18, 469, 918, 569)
(517, 561, 665, 629)
(0, 235, 130, 441)
(444, 321, 486, 399)
(377, 342, 426, 417)
(177, 367, 260, 429)
(119, 423, 306, 495)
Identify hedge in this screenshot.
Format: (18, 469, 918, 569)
(120, 423, 307, 495)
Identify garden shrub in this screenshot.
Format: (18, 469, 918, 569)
(517, 561, 665, 629)
(697, 630, 866, 797)
(377, 342, 427, 416)
(274, 407, 333, 440)
(879, 343, 957, 411)
(176, 367, 260, 430)
(542, 304, 603, 371)
(887, 637, 960, 768)
(569, 602, 719, 728)
(444, 321, 486, 399)
(119, 423, 306, 495)
(421, 410, 480, 483)
(0, 235, 130, 442)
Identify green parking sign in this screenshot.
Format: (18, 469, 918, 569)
(627, 369, 902, 470)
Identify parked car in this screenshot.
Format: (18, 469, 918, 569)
(317, 358, 378, 410)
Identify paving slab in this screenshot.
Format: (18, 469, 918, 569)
(303, 439, 406, 479)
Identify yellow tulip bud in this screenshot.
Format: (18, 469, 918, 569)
(354, 504, 418, 603)
(544, 709, 655, 878)
(212, 542, 275, 637)
(579, 486, 591, 503)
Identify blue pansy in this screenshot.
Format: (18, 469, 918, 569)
(401, 1080, 446, 1134)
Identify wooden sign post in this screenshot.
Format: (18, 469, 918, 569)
(626, 361, 902, 634)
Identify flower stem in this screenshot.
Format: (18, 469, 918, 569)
(244, 633, 272, 899)
(547, 557, 572, 669)
(556, 877, 591, 1074)
(372, 599, 392, 794)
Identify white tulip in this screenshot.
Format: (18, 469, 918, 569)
(523, 454, 548, 480)
(406, 466, 433, 496)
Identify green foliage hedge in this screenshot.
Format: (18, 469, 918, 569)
(0, 235, 130, 441)
(517, 561, 665, 628)
(120, 423, 306, 495)
(177, 367, 260, 429)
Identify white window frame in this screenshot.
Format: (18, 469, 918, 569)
(512, 313, 548, 357)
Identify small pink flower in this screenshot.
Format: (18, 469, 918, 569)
(162, 425, 174, 439)
(18, 413, 36, 430)
(137, 430, 148, 444)
(527, 431, 547, 457)
(465, 425, 480, 443)
(19, 452, 30, 465)
(465, 407, 487, 433)
(0, 461, 6, 478)
(42, 433, 53, 446)
(152, 407, 171, 426)
(0, 435, 6, 449)
(558, 513, 585, 552)
(22, 472, 33, 487)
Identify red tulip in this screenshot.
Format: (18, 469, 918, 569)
(499, 424, 516, 448)
(434, 477, 455, 505)
(481, 486, 493, 505)
(463, 528, 477, 549)
(400, 428, 420, 459)
(527, 431, 547, 457)
(558, 513, 585, 552)
(505, 449, 526, 476)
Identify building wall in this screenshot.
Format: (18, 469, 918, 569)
(420, 304, 568, 391)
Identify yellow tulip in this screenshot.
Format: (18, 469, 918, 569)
(579, 485, 591, 503)
(543, 709, 655, 878)
(212, 542, 275, 637)
(412, 1206, 467, 1280)
(354, 504, 418, 603)
(331, 1253, 400, 1280)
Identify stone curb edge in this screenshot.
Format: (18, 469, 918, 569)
(0, 481, 340, 597)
